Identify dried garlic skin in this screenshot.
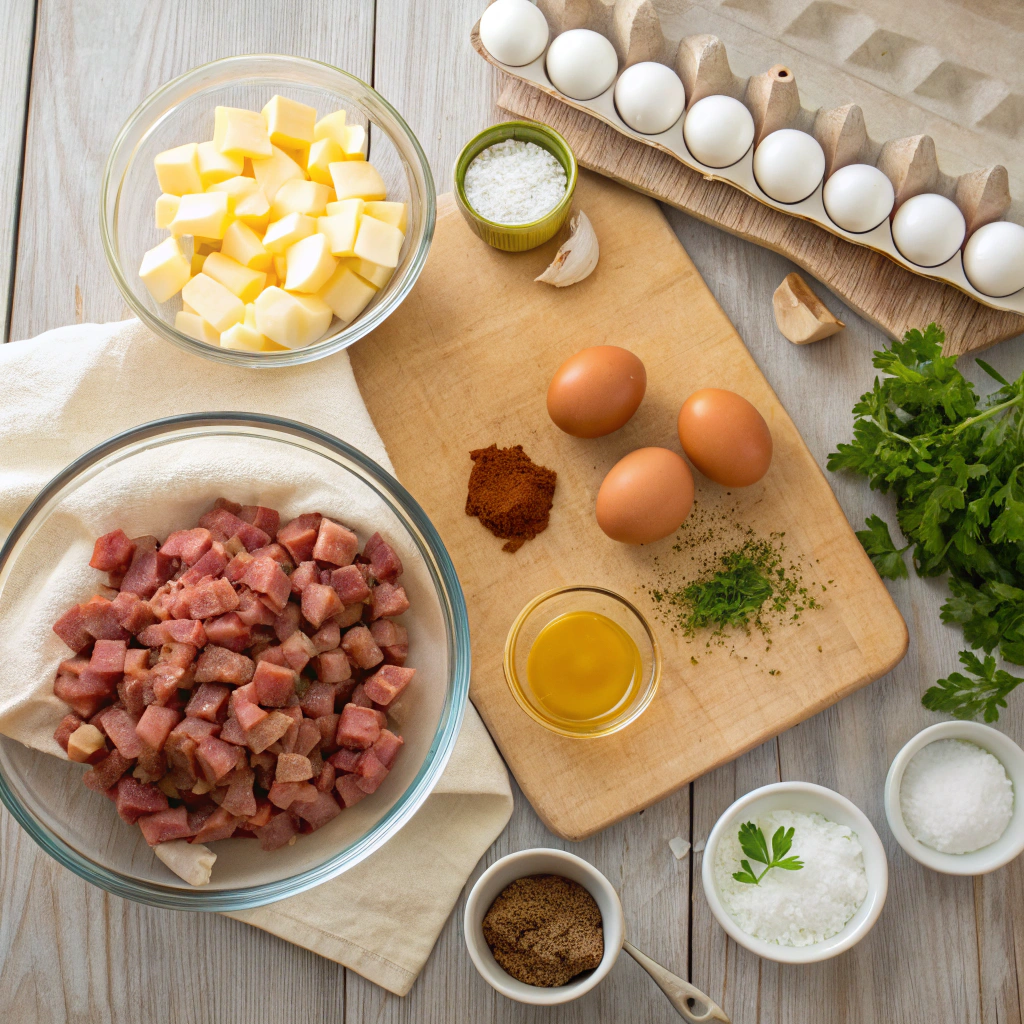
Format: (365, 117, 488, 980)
(536, 211, 599, 287)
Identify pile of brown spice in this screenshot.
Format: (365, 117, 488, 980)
(465, 444, 557, 553)
(481, 874, 604, 987)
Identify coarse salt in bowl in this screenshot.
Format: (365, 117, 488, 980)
(701, 781, 888, 963)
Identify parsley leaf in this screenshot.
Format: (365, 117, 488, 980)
(732, 822, 804, 885)
(922, 651, 1024, 722)
(856, 514, 910, 579)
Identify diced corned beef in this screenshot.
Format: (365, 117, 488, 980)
(185, 682, 231, 723)
(276, 752, 314, 782)
(316, 713, 340, 753)
(251, 542, 293, 568)
(256, 645, 288, 667)
(341, 625, 383, 669)
(319, 569, 332, 585)
(121, 547, 178, 599)
(166, 738, 199, 790)
(230, 680, 257, 708)
(193, 805, 244, 843)
(53, 712, 84, 752)
(291, 790, 342, 830)
(247, 799, 273, 828)
(124, 648, 150, 677)
(312, 520, 359, 567)
(100, 708, 143, 759)
(135, 705, 182, 751)
(332, 603, 364, 628)
(159, 528, 213, 566)
(187, 577, 239, 619)
(110, 590, 157, 633)
(139, 619, 207, 648)
(214, 497, 243, 513)
(199, 507, 271, 553)
(310, 621, 340, 653)
(196, 735, 242, 784)
(315, 649, 351, 686)
(218, 716, 247, 746)
(51, 670, 107, 718)
(364, 532, 403, 583)
(89, 529, 137, 573)
(268, 780, 318, 809)
(349, 683, 373, 709)
(80, 596, 132, 642)
(245, 710, 292, 754)
(58, 655, 90, 677)
(255, 811, 298, 851)
(184, 801, 217, 836)
(329, 565, 371, 604)
(370, 619, 409, 666)
(236, 588, 277, 627)
(273, 602, 301, 642)
(301, 583, 341, 629)
(355, 747, 389, 787)
(138, 806, 191, 845)
(223, 551, 254, 584)
(83, 749, 133, 793)
(364, 665, 416, 706)
(371, 729, 404, 769)
(290, 561, 319, 595)
(335, 774, 368, 808)
(89, 639, 127, 681)
(169, 716, 220, 743)
(159, 642, 196, 668)
(136, 742, 168, 781)
(281, 630, 316, 672)
(118, 676, 147, 718)
(369, 582, 410, 621)
(277, 513, 322, 563)
(195, 646, 255, 685)
(239, 505, 281, 536)
(315, 761, 336, 793)
(253, 661, 297, 707)
(179, 544, 228, 585)
(336, 703, 381, 751)
(300, 680, 336, 718)
(115, 776, 169, 824)
(203, 612, 249, 651)
(328, 747, 362, 773)
(242, 556, 291, 611)
(295, 719, 321, 757)
(221, 768, 257, 817)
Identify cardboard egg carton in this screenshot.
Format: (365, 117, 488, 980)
(473, 0, 1023, 315)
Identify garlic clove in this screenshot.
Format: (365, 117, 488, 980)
(772, 272, 844, 344)
(535, 210, 599, 287)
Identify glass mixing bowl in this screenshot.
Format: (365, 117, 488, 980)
(101, 55, 435, 367)
(0, 414, 469, 910)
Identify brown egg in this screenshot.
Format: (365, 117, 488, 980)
(596, 447, 695, 544)
(547, 346, 647, 438)
(677, 389, 773, 487)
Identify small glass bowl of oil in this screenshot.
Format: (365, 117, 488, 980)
(503, 586, 661, 738)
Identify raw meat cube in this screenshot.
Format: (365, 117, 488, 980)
(118, 676, 147, 718)
(340, 625, 383, 669)
(363, 531, 403, 583)
(57, 655, 89, 677)
(53, 712, 84, 752)
(138, 619, 207, 648)
(245, 709, 293, 754)
(336, 703, 381, 750)
(196, 734, 242, 783)
(312, 519, 358, 567)
(89, 529, 137, 573)
(135, 705, 182, 751)
(179, 544, 228, 585)
(115, 776, 169, 824)
(185, 682, 231, 722)
(214, 497, 242, 513)
(251, 542, 293, 568)
(332, 603, 364, 629)
(195, 646, 255, 685)
(236, 587, 277, 627)
(159, 528, 213, 566)
(199, 507, 271, 552)
(185, 801, 217, 837)
(146, 663, 187, 707)
(100, 708, 144, 759)
(335, 774, 368, 808)
(124, 648, 151, 678)
(371, 729, 404, 769)
(315, 761, 337, 793)
(256, 645, 288, 666)
(290, 560, 320, 594)
(301, 582, 342, 629)
(315, 649, 351, 685)
(281, 629, 317, 672)
(369, 582, 409, 620)
(329, 565, 371, 604)
(138, 806, 191, 846)
(169, 716, 220, 742)
(135, 742, 168, 782)
(121, 547, 178, 599)
(239, 505, 281, 536)
(187, 576, 240, 619)
(370, 619, 408, 666)
(328, 747, 362, 773)
(363, 665, 415, 706)
(193, 805, 244, 843)
(290, 790, 342, 830)
(253, 661, 297, 707)
(221, 767, 257, 817)
(310, 621, 340, 653)
(316, 713, 340, 753)
(89, 639, 127, 682)
(254, 811, 298, 851)
(268, 780, 318, 809)
(276, 752, 314, 782)
(274, 602, 301, 641)
(203, 612, 250, 651)
(234, 700, 267, 732)
(110, 590, 157, 634)
(247, 799, 273, 828)
(52, 605, 92, 652)
(296, 719, 321, 756)
(354, 748, 389, 792)
(277, 512, 323, 563)
(223, 550, 254, 584)
(230, 680, 257, 707)
(242, 555, 291, 610)
(83, 749, 134, 792)
(159, 642, 197, 668)
(349, 683, 373, 709)
(77, 596, 132, 644)
(299, 680, 336, 718)
(219, 716, 248, 746)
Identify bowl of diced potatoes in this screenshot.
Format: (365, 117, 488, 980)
(101, 54, 435, 366)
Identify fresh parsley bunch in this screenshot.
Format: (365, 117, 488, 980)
(828, 323, 1024, 721)
(731, 822, 803, 885)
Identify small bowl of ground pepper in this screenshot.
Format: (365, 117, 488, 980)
(464, 848, 624, 1004)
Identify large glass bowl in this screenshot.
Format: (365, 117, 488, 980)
(0, 414, 469, 910)
(101, 55, 436, 367)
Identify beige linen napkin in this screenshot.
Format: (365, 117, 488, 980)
(0, 319, 513, 996)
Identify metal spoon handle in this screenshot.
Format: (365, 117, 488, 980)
(622, 940, 731, 1024)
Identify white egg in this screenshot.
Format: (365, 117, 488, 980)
(479, 0, 550, 67)
(682, 95, 755, 168)
(613, 62, 686, 135)
(752, 129, 826, 204)
(963, 221, 1024, 297)
(892, 193, 966, 267)
(823, 164, 895, 233)
(545, 29, 618, 101)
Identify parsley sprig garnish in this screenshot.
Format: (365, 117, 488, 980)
(732, 822, 804, 885)
(828, 323, 1024, 720)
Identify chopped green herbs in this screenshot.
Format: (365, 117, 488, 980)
(731, 822, 804, 885)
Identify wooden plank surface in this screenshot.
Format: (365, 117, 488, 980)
(3, 1, 1024, 1022)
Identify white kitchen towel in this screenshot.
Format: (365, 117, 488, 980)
(0, 319, 513, 996)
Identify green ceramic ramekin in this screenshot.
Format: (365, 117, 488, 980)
(454, 121, 578, 252)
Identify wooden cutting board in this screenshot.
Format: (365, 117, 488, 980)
(349, 171, 908, 841)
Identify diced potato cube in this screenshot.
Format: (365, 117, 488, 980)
(273, 255, 287, 280)
(254, 287, 333, 349)
(364, 201, 408, 234)
(175, 310, 221, 345)
(271, 179, 334, 219)
(190, 253, 207, 276)
(214, 105, 273, 158)
(202, 251, 267, 303)
(221, 320, 272, 352)
(280, 144, 310, 171)
(263, 212, 316, 254)
(262, 95, 317, 149)
(195, 237, 222, 255)
(251, 145, 305, 202)
(318, 198, 364, 257)
(182, 300, 197, 314)
(284, 233, 338, 293)
(154, 143, 202, 196)
(307, 138, 343, 185)
(197, 140, 244, 188)
(330, 161, 386, 202)
(353, 215, 404, 268)
(139, 237, 191, 302)
(234, 188, 271, 232)
(264, 267, 278, 289)
(155, 193, 181, 230)
(170, 192, 233, 240)
(207, 174, 260, 206)
(339, 125, 367, 160)
(221, 220, 271, 271)
(314, 110, 347, 146)
(341, 257, 394, 290)
(318, 265, 376, 323)
(181, 273, 246, 332)
(67, 723, 106, 763)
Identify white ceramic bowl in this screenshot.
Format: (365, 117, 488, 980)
(701, 781, 888, 963)
(884, 721, 1024, 875)
(464, 848, 624, 1004)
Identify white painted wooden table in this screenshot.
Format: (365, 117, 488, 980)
(1, 2, 1023, 1020)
